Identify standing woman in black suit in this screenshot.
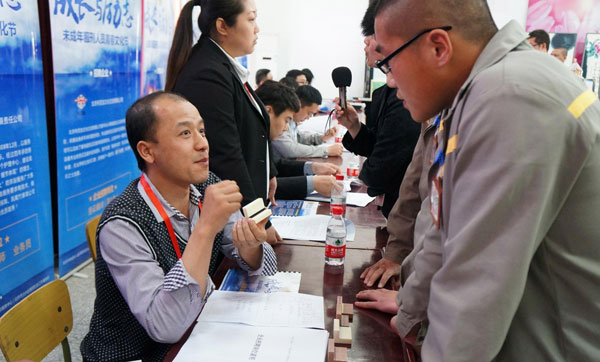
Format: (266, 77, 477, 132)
(166, 0, 281, 241)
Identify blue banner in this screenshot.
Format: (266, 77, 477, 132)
(50, 0, 142, 275)
(142, 0, 175, 94)
(0, 0, 55, 315)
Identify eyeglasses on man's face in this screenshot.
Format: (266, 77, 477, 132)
(376, 26, 452, 74)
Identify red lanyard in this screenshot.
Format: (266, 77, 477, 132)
(244, 83, 258, 106)
(140, 175, 202, 259)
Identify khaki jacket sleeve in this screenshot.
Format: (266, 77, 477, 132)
(395, 207, 442, 336)
(383, 126, 425, 263)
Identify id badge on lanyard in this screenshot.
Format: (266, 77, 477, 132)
(430, 116, 445, 228)
(430, 166, 443, 228)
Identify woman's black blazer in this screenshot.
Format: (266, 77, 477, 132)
(173, 35, 276, 207)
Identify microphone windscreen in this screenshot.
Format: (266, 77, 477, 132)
(332, 67, 352, 87)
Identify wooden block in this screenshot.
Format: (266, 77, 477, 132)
(327, 339, 335, 362)
(242, 198, 263, 218)
(337, 296, 343, 306)
(341, 314, 350, 327)
(335, 302, 343, 319)
(338, 326, 352, 346)
(342, 303, 353, 322)
(334, 347, 348, 362)
(342, 303, 353, 315)
(333, 318, 340, 341)
(242, 198, 272, 223)
(250, 208, 272, 223)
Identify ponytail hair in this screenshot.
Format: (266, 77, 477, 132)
(165, 1, 196, 91)
(165, 0, 245, 91)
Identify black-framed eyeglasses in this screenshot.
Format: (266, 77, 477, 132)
(376, 26, 452, 74)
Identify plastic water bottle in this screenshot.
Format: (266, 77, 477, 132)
(325, 207, 346, 266)
(334, 129, 344, 144)
(334, 121, 348, 144)
(346, 154, 359, 182)
(330, 174, 346, 216)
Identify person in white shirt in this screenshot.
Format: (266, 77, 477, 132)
(272, 85, 343, 160)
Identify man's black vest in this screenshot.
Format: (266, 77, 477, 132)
(81, 173, 223, 362)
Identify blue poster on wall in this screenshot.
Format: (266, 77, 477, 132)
(142, 0, 175, 94)
(50, 0, 142, 276)
(0, 1, 55, 315)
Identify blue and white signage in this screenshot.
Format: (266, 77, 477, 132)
(50, 0, 142, 275)
(142, 0, 175, 94)
(0, 0, 55, 315)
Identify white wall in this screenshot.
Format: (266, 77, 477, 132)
(488, 0, 528, 28)
(250, 0, 368, 99)
(250, 0, 530, 99)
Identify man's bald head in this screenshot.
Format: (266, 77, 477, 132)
(372, 0, 498, 122)
(126, 91, 190, 171)
(375, 0, 497, 44)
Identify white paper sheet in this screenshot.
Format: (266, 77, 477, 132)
(173, 322, 329, 362)
(197, 290, 325, 329)
(306, 192, 376, 207)
(296, 114, 333, 135)
(270, 215, 356, 242)
(346, 192, 377, 207)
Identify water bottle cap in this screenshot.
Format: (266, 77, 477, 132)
(335, 174, 344, 181)
(331, 206, 344, 215)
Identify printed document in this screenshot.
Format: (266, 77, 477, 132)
(197, 290, 324, 329)
(270, 215, 356, 242)
(173, 322, 329, 362)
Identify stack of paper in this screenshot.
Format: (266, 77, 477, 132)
(173, 291, 329, 362)
(270, 215, 356, 242)
(198, 291, 325, 328)
(174, 323, 328, 362)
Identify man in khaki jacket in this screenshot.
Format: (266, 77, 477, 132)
(371, 0, 600, 361)
(352, 0, 440, 344)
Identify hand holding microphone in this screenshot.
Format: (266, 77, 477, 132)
(332, 66, 360, 139)
(332, 66, 352, 109)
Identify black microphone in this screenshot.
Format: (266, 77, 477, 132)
(332, 67, 352, 109)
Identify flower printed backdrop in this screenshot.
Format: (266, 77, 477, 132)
(526, 0, 600, 65)
(584, 34, 600, 90)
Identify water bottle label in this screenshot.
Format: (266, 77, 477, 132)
(330, 204, 346, 215)
(326, 244, 346, 258)
(335, 136, 343, 143)
(346, 168, 359, 177)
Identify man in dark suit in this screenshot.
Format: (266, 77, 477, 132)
(338, 8, 420, 218)
(255, 81, 340, 200)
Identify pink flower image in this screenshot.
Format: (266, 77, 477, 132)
(527, 0, 600, 64)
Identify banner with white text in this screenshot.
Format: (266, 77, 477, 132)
(0, 0, 55, 315)
(142, 0, 175, 94)
(50, 0, 142, 275)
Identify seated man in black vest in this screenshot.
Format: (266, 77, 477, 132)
(81, 92, 277, 362)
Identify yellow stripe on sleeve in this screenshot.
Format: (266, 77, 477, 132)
(568, 90, 597, 119)
(446, 134, 458, 155)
